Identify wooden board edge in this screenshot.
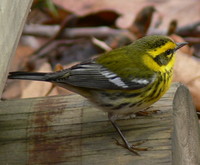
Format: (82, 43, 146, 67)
(172, 83, 200, 165)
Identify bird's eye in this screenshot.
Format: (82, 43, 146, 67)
(165, 49, 172, 56)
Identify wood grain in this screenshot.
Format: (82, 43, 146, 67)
(0, 83, 199, 164)
(172, 84, 200, 165)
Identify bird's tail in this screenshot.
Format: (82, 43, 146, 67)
(8, 72, 47, 81)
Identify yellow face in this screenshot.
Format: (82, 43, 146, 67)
(143, 41, 177, 72)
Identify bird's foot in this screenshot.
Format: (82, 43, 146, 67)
(113, 138, 148, 155)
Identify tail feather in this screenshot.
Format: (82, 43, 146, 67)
(8, 72, 47, 81)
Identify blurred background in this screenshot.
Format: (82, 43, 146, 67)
(3, 0, 200, 112)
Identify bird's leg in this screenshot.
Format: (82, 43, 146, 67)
(108, 113, 147, 155)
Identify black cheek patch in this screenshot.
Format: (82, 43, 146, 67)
(154, 53, 171, 66)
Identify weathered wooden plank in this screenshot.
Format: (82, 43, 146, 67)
(172, 85, 200, 165)
(0, 83, 199, 165)
(0, 0, 33, 96)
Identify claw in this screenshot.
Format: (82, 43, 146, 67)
(113, 138, 148, 155)
(113, 138, 140, 155)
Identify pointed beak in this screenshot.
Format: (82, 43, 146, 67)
(175, 42, 188, 51)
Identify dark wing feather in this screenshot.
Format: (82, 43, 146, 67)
(45, 61, 155, 90)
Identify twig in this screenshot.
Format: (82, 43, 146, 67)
(23, 25, 128, 39)
(31, 15, 77, 56)
(34, 39, 85, 57)
(184, 37, 200, 45)
(176, 21, 200, 37)
(91, 37, 112, 51)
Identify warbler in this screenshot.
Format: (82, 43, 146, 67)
(8, 35, 187, 154)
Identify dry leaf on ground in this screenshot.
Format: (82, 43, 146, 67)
(9, 45, 35, 71)
(53, 0, 200, 30)
(173, 52, 200, 111)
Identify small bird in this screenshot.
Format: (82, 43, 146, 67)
(8, 35, 187, 154)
